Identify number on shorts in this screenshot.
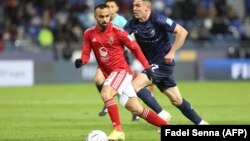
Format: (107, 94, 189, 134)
(151, 64, 159, 72)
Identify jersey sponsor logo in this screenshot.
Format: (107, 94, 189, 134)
(99, 47, 109, 62)
(99, 47, 108, 57)
(137, 37, 161, 43)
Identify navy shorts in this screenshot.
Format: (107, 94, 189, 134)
(143, 63, 177, 92)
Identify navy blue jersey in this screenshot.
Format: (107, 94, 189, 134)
(125, 11, 178, 91)
(124, 11, 177, 65)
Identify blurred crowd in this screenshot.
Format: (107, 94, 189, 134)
(0, 0, 250, 60)
(153, 0, 250, 40)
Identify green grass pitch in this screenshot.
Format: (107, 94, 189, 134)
(0, 81, 249, 141)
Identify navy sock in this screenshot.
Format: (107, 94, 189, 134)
(137, 88, 162, 114)
(177, 99, 202, 124)
(96, 83, 103, 93)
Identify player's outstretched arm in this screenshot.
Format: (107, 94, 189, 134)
(76, 28, 92, 68)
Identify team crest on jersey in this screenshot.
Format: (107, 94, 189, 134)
(92, 38, 97, 42)
(108, 37, 114, 45)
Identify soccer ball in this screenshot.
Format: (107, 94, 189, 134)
(86, 130, 108, 141)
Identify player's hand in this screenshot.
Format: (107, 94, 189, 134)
(75, 59, 83, 68)
(164, 52, 175, 64)
(145, 67, 156, 83)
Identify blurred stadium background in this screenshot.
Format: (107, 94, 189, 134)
(0, 0, 250, 84)
(0, 0, 250, 140)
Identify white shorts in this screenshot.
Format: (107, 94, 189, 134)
(103, 70, 137, 106)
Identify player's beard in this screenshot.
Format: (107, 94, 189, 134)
(99, 22, 108, 32)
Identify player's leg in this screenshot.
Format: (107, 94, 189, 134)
(132, 72, 149, 91)
(126, 98, 170, 126)
(132, 73, 171, 121)
(149, 84, 154, 94)
(94, 68, 107, 116)
(101, 85, 125, 141)
(162, 85, 208, 125)
(154, 63, 208, 125)
(127, 98, 170, 126)
(94, 68, 104, 91)
(121, 83, 170, 127)
(103, 71, 128, 141)
(101, 85, 121, 130)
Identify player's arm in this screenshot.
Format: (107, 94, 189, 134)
(170, 24, 188, 54)
(119, 30, 149, 68)
(164, 24, 188, 64)
(157, 14, 188, 64)
(118, 29, 155, 81)
(75, 31, 92, 68)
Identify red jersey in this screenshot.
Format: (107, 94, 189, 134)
(80, 23, 150, 78)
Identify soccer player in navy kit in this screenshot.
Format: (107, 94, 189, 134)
(124, 0, 208, 125)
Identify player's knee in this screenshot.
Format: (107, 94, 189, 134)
(132, 82, 145, 93)
(132, 73, 150, 92)
(94, 76, 103, 85)
(100, 92, 113, 101)
(94, 76, 100, 84)
(170, 97, 182, 106)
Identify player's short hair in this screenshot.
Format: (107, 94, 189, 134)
(94, 4, 109, 11)
(105, 0, 119, 6)
(133, 0, 151, 3)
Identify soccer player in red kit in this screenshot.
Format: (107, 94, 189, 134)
(75, 4, 169, 140)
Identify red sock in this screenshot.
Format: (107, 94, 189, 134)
(105, 99, 122, 131)
(140, 109, 170, 127)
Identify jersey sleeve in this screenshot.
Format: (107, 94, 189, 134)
(123, 19, 133, 35)
(155, 13, 176, 33)
(119, 16, 127, 28)
(80, 30, 92, 65)
(114, 14, 127, 28)
(117, 29, 150, 69)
